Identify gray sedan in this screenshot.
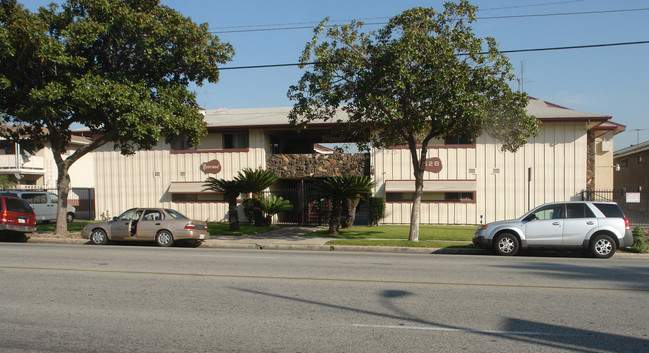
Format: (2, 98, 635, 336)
(82, 208, 209, 247)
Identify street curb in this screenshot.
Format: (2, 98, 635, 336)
(23, 235, 648, 258)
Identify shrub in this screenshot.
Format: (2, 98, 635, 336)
(630, 226, 649, 253)
(369, 196, 386, 226)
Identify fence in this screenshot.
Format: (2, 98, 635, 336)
(69, 188, 96, 220)
(259, 188, 372, 226)
(581, 190, 649, 226)
(0, 186, 96, 221)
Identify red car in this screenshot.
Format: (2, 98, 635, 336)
(0, 195, 37, 236)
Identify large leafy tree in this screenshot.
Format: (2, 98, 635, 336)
(0, 0, 234, 234)
(288, 1, 538, 241)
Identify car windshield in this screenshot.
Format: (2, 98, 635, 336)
(165, 209, 188, 219)
(117, 209, 140, 220)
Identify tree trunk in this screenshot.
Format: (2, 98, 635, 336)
(54, 165, 71, 235)
(408, 177, 423, 242)
(343, 196, 360, 228)
(328, 199, 343, 234)
(228, 198, 240, 231)
(252, 193, 264, 226)
(407, 140, 428, 242)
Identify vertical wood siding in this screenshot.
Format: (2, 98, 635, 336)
(373, 122, 587, 225)
(94, 130, 265, 221)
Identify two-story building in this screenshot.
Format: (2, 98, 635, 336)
(87, 98, 623, 225)
(0, 134, 96, 219)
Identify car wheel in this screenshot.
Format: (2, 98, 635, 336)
(90, 229, 108, 245)
(590, 234, 616, 258)
(66, 212, 74, 223)
(156, 230, 174, 247)
(493, 233, 519, 256)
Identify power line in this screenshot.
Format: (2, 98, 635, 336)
(209, 0, 589, 31)
(217, 40, 649, 71)
(209, 8, 649, 34)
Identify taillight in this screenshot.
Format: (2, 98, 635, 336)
(1, 212, 7, 223)
(184, 224, 195, 230)
(624, 218, 630, 230)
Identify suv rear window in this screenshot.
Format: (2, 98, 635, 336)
(4, 197, 34, 214)
(593, 203, 625, 218)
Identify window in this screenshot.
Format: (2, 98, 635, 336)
(566, 203, 595, 219)
(386, 192, 474, 203)
(621, 159, 628, 168)
(117, 209, 139, 221)
(21, 193, 47, 204)
(142, 210, 163, 221)
(444, 192, 475, 201)
(165, 209, 188, 219)
(170, 135, 197, 151)
(171, 193, 226, 202)
(223, 132, 247, 149)
(444, 133, 473, 145)
(638, 155, 643, 164)
(593, 203, 625, 218)
(532, 204, 563, 220)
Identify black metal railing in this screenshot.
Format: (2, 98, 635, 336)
(581, 190, 649, 226)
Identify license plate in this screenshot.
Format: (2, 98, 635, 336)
(199, 234, 205, 240)
(18, 219, 25, 224)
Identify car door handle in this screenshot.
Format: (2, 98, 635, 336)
(586, 221, 595, 225)
(552, 222, 561, 226)
(155, 223, 161, 226)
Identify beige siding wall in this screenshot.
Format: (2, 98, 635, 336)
(40, 144, 95, 189)
(594, 131, 615, 190)
(93, 130, 265, 221)
(373, 121, 588, 225)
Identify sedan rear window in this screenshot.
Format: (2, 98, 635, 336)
(165, 209, 188, 219)
(592, 203, 625, 218)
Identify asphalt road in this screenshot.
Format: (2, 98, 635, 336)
(1, 243, 648, 352)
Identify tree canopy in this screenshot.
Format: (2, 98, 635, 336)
(0, 0, 234, 233)
(288, 1, 538, 241)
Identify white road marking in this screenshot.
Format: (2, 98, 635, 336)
(353, 324, 575, 336)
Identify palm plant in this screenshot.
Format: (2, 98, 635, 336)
(203, 177, 241, 231)
(235, 168, 278, 226)
(341, 174, 375, 228)
(259, 195, 293, 227)
(314, 174, 374, 234)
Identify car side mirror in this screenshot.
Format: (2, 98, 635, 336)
(112, 216, 118, 221)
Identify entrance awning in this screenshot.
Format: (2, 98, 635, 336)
(168, 182, 220, 194)
(385, 180, 476, 192)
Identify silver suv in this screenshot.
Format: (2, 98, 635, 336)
(474, 201, 633, 258)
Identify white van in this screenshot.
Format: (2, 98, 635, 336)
(0, 191, 76, 223)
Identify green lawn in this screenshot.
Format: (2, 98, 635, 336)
(36, 221, 96, 233)
(308, 224, 477, 248)
(306, 224, 476, 241)
(206, 223, 283, 236)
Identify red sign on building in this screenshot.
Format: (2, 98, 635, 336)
(424, 157, 443, 173)
(200, 159, 222, 174)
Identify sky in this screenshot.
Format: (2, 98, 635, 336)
(23, 0, 649, 151)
